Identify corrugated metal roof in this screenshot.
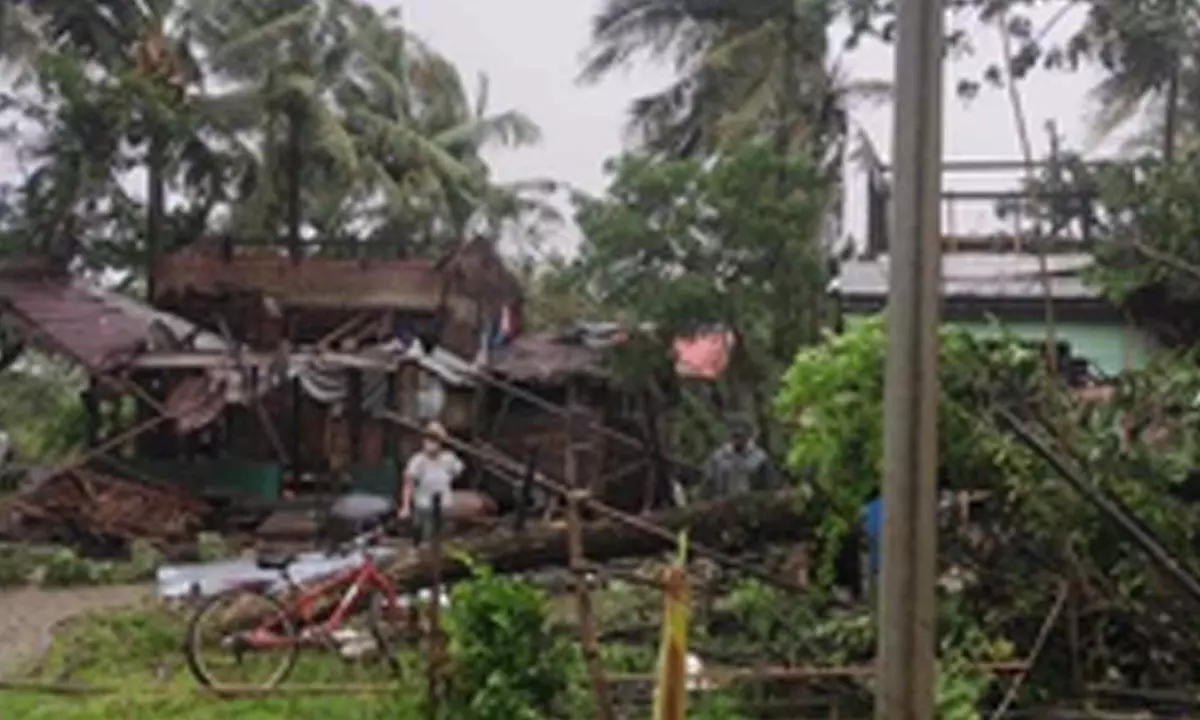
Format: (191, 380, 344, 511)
(835, 252, 1100, 301)
(0, 268, 227, 371)
(488, 326, 735, 384)
(487, 332, 609, 383)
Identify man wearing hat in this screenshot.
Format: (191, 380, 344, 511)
(699, 415, 775, 499)
(399, 420, 464, 546)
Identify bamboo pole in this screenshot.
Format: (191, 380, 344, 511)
(566, 488, 616, 720)
(426, 494, 444, 719)
(0, 662, 1032, 700)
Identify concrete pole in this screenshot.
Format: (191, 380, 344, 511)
(876, 0, 943, 714)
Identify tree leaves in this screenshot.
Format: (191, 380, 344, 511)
(0, 0, 549, 272)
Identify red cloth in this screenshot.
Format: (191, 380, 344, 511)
(672, 333, 733, 380)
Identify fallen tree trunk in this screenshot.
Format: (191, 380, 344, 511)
(384, 490, 811, 593)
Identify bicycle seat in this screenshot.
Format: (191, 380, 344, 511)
(255, 552, 298, 571)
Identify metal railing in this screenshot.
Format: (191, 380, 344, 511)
(863, 158, 1103, 257)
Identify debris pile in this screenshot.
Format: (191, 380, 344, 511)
(1, 469, 209, 546)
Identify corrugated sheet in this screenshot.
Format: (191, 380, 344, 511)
(835, 252, 1100, 301)
(488, 332, 610, 383)
(0, 271, 225, 371)
(489, 327, 735, 384)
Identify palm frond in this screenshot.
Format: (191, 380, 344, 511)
(308, 97, 359, 177)
(347, 106, 475, 182)
(203, 3, 319, 78)
(191, 85, 265, 132)
(579, 0, 719, 82)
(434, 111, 542, 150)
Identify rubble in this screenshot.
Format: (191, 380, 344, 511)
(0, 469, 209, 548)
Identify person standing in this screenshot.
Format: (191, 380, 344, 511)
(700, 416, 775, 499)
(399, 421, 464, 546)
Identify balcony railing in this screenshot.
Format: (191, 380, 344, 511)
(863, 157, 1102, 257)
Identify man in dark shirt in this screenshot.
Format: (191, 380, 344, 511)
(700, 417, 775, 497)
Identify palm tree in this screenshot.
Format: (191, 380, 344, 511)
(182, 0, 364, 254)
(4, 0, 549, 270)
(1076, 0, 1197, 160)
(331, 4, 547, 255)
(2, 0, 236, 287)
(579, 0, 884, 165)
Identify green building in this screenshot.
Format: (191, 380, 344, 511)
(834, 252, 1156, 376)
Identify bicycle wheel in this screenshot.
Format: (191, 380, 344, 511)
(368, 590, 416, 677)
(185, 585, 300, 691)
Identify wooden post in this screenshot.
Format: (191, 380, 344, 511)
(384, 372, 398, 459)
(566, 488, 616, 720)
(82, 380, 99, 449)
(879, 0, 943, 706)
(515, 445, 538, 532)
(132, 371, 151, 457)
(427, 494, 444, 719)
(1067, 581, 1083, 698)
(290, 377, 303, 493)
(564, 397, 616, 718)
(348, 369, 363, 467)
(640, 387, 669, 514)
(468, 383, 489, 491)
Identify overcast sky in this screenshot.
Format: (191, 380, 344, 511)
(392, 0, 1136, 249)
(0, 2, 1135, 253)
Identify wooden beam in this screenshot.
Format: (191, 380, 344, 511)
(126, 351, 401, 371)
(382, 491, 811, 594)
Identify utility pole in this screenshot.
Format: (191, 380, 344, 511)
(876, 0, 943, 713)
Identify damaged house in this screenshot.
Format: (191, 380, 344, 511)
(0, 235, 728, 547)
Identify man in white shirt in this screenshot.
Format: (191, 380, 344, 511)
(399, 421, 464, 546)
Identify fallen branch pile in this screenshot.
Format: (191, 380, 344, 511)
(1, 469, 209, 544)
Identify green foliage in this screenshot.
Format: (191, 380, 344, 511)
(0, 361, 88, 463)
(1082, 156, 1200, 303)
(6, 605, 421, 720)
(774, 316, 1044, 574)
(443, 562, 578, 719)
(7, 541, 164, 588)
(125, 539, 167, 581)
(0, 544, 34, 586)
(573, 140, 830, 456)
(581, 0, 852, 163)
(40, 547, 120, 587)
(196, 532, 233, 562)
(0, 0, 551, 279)
(774, 312, 1200, 700)
(725, 580, 1011, 718)
(727, 579, 874, 665)
(574, 141, 826, 352)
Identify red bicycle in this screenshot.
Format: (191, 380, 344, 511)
(184, 518, 416, 691)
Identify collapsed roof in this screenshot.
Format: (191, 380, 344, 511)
(0, 257, 226, 372)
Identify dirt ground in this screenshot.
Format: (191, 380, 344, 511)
(0, 584, 150, 678)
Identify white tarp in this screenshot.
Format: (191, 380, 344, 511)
(155, 548, 397, 599)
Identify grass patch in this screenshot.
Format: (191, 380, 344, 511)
(0, 603, 425, 720)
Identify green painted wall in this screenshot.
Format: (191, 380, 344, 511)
(955, 321, 1155, 375)
(844, 314, 1157, 375)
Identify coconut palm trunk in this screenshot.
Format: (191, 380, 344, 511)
(286, 110, 304, 259)
(146, 128, 166, 298)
